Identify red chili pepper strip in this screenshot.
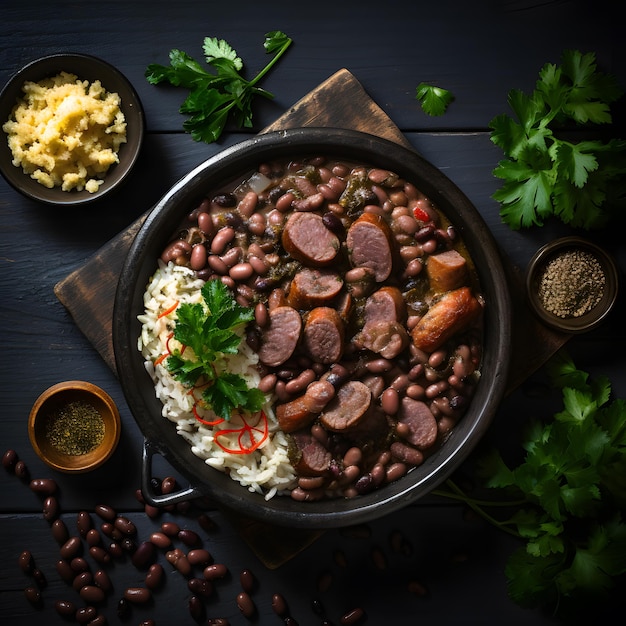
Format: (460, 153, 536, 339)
(412, 205, 431, 222)
(193, 403, 226, 427)
(214, 411, 269, 455)
(158, 300, 179, 318)
(154, 331, 175, 366)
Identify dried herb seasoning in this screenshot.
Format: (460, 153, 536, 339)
(45, 401, 105, 455)
(537, 249, 606, 318)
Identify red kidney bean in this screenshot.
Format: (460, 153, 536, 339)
(210, 226, 235, 254)
(258, 373, 277, 393)
(247, 213, 266, 236)
(198, 211, 214, 236)
(114, 515, 136, 536)
(438, 416, 456, 436)
(149, 531, 171, 549)
(271, 592, 288, 617)
(178, 528, 200, 547)
(43, 496, 59, 522)
(121, 537, 137, 553)
(77, 510, 92, 537)
(89, 546, 110, 565)
(60, 536, 82, 559)
(56, 559, 74, 583)
(298, 475, 327, 490)
(15, 460, 29, 480)
(2, 449, 18, 471)
(100, 521, 119, 539)
(203, 563, 229, 581)
(76, 606, 97, 624)
(385, 461, 408, 483)
(390, 442, 424, 466)
(239, 568, 256, 593)
(24, 586, 42, 608)
(340, 607, 365, 625)
(189, 594, 205, 621)
(381, 387, 400, 415)
(160, 520, 180, 536)
(370, 463, 386, 487)
(236, 591, 256, 618)
(85, 528, 101, 547)
(145, 563, 164, 590)
(337, 464, 360, 486)
(116, 597, 130, 619)
(18, 550, 34, 574)
(404, 258, 423, 277)
(405, 384, 425, 400)
(254, 302, 269, 327)
(208, 253, 229, 274)
(51, 518, 69, 544)
(284, 368, 316, 394)
(80, 585, 105, 604)
(425, 381, 448, 398)
(29, 478, 57, 496)
(275, 191, 295, 212)
(187, 548, 212, 566)
(238, 190, 258, 217)
(54, 599, 77, 617)
(166, 548, 191, 576)
(71, 557, 89, 573)
(94, 568, 112, 591)
(124, 587, 151, 604)
(190, 243, 208, 270)
(31, 567, 46, 589)
(189, 576, 213, 597)
(343, 447, 362, 467)
(107, 541, 123, 559)
(132, 541, 156, 569)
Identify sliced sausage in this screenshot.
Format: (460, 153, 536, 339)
(354, 320, 409, 360)
(276, 396, 316, 433)
(257, 306, 302, 367)
(411, 287, 482, 352)
(286, 268, 344, 311)
(346, 212, 394, 282)
(397, 397, 438, 450)
(426, 249, 469, 292)
(364, 286, 406, 325)
(281, 211, 340, 266)
(320, 381, 372, 432)
(303, 307, 345, 364)
(289, 431, 332, 477)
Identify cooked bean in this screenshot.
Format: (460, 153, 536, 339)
(343, 447, 362, 467)
(220, 246, 242, 268)
(124, 587, 151, 604)
(385, 461, 408, 483)
(404, 258, 423, 277)
(190, 243, 208, 270)
(238, 190, 258, 217)
(285, 368, 316, 394)
(43, 496, 59, 522)
(425, 381, 448, 398)
(210, 226, 235, 254)
(198, 211, 214, 236)
(381, 387, 399, 415)
(29, 478, 57, 496)
(60, 536, 82, 559)
(364, 358, 392, 374)
(236, 591, 256, 618)
(80, 585, 105, 603)
(54, 599, 77, 617)
(18, 550, 34, 574)
(405, 384, 425, 400)
(370, 463, 386, 486)
(247, 213, 266, 236)
(422, 238, 438, 254)
(76, 511, 92, 537)
(338, 464, 360, 485)
(390, 442, 424, 466)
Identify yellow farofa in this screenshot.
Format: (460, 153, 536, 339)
(2, 71, 127, 193)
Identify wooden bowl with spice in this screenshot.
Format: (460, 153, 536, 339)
(28, 381, 121, 473)
(526, 236, 619, 334)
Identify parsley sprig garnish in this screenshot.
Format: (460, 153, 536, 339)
(166, 279, 265, 421)
(489, 49, 626, 230)
(434, 350, 626, 618)
(145, 31, 293, 143)
(415, 82, 455, 116)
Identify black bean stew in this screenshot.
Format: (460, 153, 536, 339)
(159, 156, 484, 501)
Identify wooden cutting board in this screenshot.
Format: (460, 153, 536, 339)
(54, 68, 570, 568)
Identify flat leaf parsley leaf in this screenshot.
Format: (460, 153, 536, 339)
(433, 350, 626, 619)
(145, 31, 293, 143)
(415, 82, 455, 116)
(166, 279, 265, 421)
(489, 49, 626, 230)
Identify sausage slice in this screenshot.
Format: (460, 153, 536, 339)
(288, 431, 332, 477)
(303, 307, 345, 364)
(257, 305, 302, 367)
(397, 397, 438, 450)
(286, 268, 344, 311)
(320, 380, 372, 432)
(347, 212, 394, 282)
(282, 211, 340, 266)
(426, 249, 469, 292)
(363, 286, 407, 325)
(411, 287, 482, 352)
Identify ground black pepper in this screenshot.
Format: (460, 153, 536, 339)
(45, 401, 105, 455)
(537, 249, 605, 318)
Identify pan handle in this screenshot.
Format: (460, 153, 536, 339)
(141, 439, 202, 506)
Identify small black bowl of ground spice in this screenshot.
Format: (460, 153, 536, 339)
(526, 236, 619, 334)
(28, 381, 121, 473)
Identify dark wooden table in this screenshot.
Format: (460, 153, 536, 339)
(1, 1, 624, 625)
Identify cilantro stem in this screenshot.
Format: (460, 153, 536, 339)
(248, 36, 292, 88)
(432, 479, 523, 538)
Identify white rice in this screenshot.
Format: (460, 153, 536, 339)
(137, 260, 297, 499)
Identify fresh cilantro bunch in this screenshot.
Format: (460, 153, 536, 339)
(415, 82, 455, 116)
(436, 351, 626, 618)
(166, 279, 265, 420)
(146, 31, 292, 143)
(489, 50, 626, 230)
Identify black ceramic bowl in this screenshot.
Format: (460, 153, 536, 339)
(113, 128, 511, 528)
(0, 53, 144, 206)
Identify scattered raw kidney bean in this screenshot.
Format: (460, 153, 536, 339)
(75, 606, 97, 623)
(43, 496, 59, 521)
(54, 599, 77, 617)
(76, 511, 92, 536)
(94, 504, 116, 521)
(85, 528, 101, 547)
(23, 585, 42, 608)
(145, 563, 164, 590)
(271, 592, 288, 617)
(60, 536, 82, 559)
(2, 449, 18, 471)
(94, 569, 112, 591)
(79, 584, 105, 604)
(236, 591, 256, 618)
(123, 586, 152, 604)
(239, 568, 256, 593)
(178, 528, 200, 546)
(188, 577, 213, 597)
(132, 541, 156, 569)
(29, 478, 57, 496)
(89, 546, 110, 565)
(187, 548, 212, 566)
(32, 568, 47, 589)
(73, 571, 92, 592)
(160, 521, 180, 536)
(149, 531, 171, 549)
(203, 563, 229, 581)
(340, 607, 365, 625)
(189, 593, 205, 621)
(51, 518, 69, 544)
(114, 515, 136, 536)
(56, 559, 74, 583)
(18, 550, 34, 574)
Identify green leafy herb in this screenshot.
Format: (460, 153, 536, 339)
(145, 31, 293, 143)
(166, 279, 265, 420)
(415, 82, 455, 116)
(434, 350, 626, 618)
(489, 49, 626, 230)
